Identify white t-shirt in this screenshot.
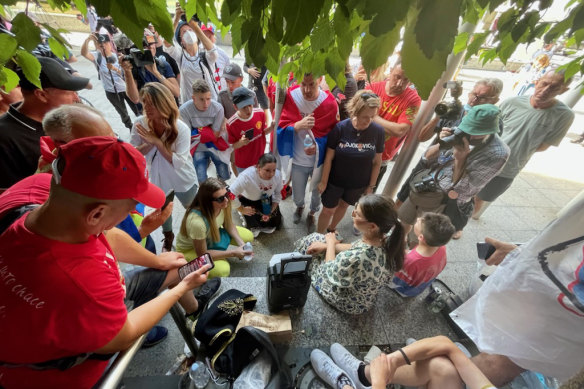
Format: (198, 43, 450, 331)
(130, 117, 198, 193)
(291, 88, 327, 167)
(452, 192, 584, 381)
(229, 167, 283, 205)
(91, 51, 126, 93)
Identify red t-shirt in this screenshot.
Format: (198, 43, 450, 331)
(227, 108, 267, 169)
(0, 173, 51, 218)
(366, 82, 421, 161)
(0, 180, 127, 389)
(394, 245, 447, 288)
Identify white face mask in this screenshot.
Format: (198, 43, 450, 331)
(182, 30, 197, 46)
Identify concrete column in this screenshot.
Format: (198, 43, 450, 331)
(382, 22, 478, 199)
(560, 81, 583, 109)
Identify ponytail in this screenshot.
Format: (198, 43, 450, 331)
(382, 222, 405, 272)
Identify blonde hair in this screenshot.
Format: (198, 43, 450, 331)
(139, 82, 179, 153)
(346, 90, 381, 117)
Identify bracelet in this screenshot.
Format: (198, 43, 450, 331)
(397, 348, 411, 365)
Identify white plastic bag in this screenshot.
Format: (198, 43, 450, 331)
(232, 350, 271, 389)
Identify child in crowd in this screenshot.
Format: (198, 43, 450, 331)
(227, 87, 274, 174)
(229, 153, 283, 237)
(389, 213, 455, 297)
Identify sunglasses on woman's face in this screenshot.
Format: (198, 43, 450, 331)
(361, 92, 378, 101)
(212, 187, 234, 203)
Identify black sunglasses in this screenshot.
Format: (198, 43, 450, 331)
(361, 92, 378, 100)
(212, 187, 232, 203)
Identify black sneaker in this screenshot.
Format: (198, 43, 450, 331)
(188, 278, 221, 320)
(142, 325, 168, 348)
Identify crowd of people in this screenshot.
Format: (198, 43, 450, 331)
(0, 6, 581, 389)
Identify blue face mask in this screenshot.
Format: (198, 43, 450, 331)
(464, 103, 472, 112)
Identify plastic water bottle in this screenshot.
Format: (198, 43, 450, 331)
(303, 134, 313, 149)
(189, 361, 210, 389)
(243, 242, 253, 262)
(260, 193, 271, 215)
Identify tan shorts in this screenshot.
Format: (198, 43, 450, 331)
(398, 191, 446, 225)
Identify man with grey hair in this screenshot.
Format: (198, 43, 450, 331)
(397, 77, 504, 239)
(472, 69, 574, 219)
(179, 79, 229, 182)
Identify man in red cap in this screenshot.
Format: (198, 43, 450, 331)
(0, 137, 210, 389)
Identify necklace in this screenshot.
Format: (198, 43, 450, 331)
(7, 110, 40, 132)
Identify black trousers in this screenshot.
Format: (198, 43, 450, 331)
(239, 196, 282, 229)
(105, 91, 139, 130)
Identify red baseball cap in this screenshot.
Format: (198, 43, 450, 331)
(201, 23, 215, 35)
(53, 136, 165, 208)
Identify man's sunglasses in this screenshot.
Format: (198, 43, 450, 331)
(212, 187, 234, 203)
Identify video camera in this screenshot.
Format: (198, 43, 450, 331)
(121, 48, 155, 68)
(438, 127, 469, 149)
(434, 80, 463, 122)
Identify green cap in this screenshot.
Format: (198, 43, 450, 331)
(458, 104, 500, 136)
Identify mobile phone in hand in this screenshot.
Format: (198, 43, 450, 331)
(178, 253, 214, 280)
(161, 190, 175, 211)
(244, 129, 254, 140)
(476, 242, 496, 260)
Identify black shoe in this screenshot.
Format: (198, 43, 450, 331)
(142, 325, 168, 348)
(188, 278, 221, 320)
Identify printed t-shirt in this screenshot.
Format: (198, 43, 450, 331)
(366, 82, 421, 161)
(291, 89, 327, 167)
(391, 246, 447, 297)
(0, 191, 127, 388)
(227, 108, 267, 169)
(326, 119, 384, 189)
(497, 96, 574, 178)
(230, 167, 283, 203)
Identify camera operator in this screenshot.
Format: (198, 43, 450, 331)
(121, 36, 180, 108)
(81, 33, 138, 130)
(398, 104, 509, 239)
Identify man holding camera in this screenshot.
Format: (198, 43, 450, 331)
(398, 104, 509, 236)
(122, 35, 180, 106)
(81, 33, 138, 130)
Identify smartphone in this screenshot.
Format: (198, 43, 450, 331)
(476, 242, 496, 260)
(178, 253, 214, 280)
(161, 190, 174, 211)
(244, 129, 254, 140)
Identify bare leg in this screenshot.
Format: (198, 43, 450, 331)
(160, 269, 198, 314)
(472, 196, 485, 218)
(317, 206, 336, 234)
(472, 353, 525, 387)
(328, 200, 350, 231)
(365, 356, 463, 388)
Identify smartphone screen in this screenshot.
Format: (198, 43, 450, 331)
(178, 253, 214, 280)
(162, 190, 175, 211)
(476, 242, 496, 260)
(244, 129, 254, 140)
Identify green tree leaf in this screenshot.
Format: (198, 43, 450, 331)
(558, 58, 582, 81)
(15, 49, 41, 89)
(281, 0, 325, 45)
(1, 67, 19, 92)
(279, 61, 298, 84)
(544, 17, 571, 43)
(497, 33, 518, 64)
(11, 13, 42, 51)
(135, 0, 175, 45)
(360, 24, 401, 75)
(464, 31, 489, 60)
(414, 0, 462, 59)
(310, 18, 333, 52)
(570, 4, 584, 34)
(72, 0, 87, 16)
(221, 0, 241, 25)
(0, 34, 18, 64)
(453, 32, 469, 55)
(230, 17, 244, 54)
(48, 37, 68, 60)
(248, 26, 267, 66)
(369, 0, 409, 37)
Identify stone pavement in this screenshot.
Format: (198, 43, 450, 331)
(63, 45, 584, 382)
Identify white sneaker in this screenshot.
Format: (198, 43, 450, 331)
(260, 226, 276, 234)
(330, 343, 370, 389)
(311, 349, 356, 389)
(251, 228, 261, 238)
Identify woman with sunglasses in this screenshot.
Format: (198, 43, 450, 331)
(295, 194, 405, 315)
(229, 153, 283, 237)
(176, 178, 253, 278)
(130, 82, 198, 251)
(316, 90, 384, 237)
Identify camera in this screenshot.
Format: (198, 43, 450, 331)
(180, 12, 200, 23)
(413, 174, 439, 193)
(434, 80, 463, 122)
(121, 48, 155, 67)
(438, 127, 470, 149)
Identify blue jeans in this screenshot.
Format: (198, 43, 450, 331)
(194, 150, 230, 182)
(162, 182, 198, 232)
(291, 164, 321, 214)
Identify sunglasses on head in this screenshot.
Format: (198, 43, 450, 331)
(361, 92, 378, 101)
(212, 187, 234, 203)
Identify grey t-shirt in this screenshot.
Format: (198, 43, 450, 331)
(498, 96, 574, 178)
(179, 99, 225, 152)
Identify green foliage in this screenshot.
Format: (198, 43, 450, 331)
(1, 0, 584, 99)
(15, 49, 41, 89)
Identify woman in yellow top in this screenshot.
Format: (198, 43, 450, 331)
(176, 178, 253, 278)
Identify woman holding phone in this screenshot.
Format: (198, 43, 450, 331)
(176, 178, 254, 278)
(130, 82, 198, 252)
